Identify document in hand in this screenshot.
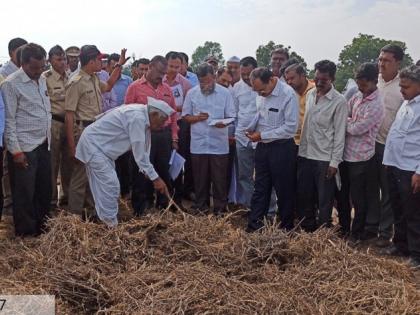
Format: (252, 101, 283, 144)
(208, 118, 235, 126)
(168, 150, 186, 180)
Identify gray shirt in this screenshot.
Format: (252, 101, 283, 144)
(255, 79, 299, 143)
(299, 87, 348, 168)
(1, 68, 51, 154)
(76, 105, 159, 181)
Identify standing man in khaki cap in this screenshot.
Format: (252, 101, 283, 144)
(43, 45, 72, 208)
(65, 46, 80, 76)
(65, 45, 129, 218)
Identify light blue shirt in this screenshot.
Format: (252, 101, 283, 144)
(185, 71, 199, 87)
(383, 94, 420, 175)
(232, 79, 258, 147)
(113, 74, 133, 105)
(255, 79, 299, 143)
(96, 70, 118, 112)
(182, 84, 236, 155)
(0, 93, 4, 147)
(0, 60, 19, 78)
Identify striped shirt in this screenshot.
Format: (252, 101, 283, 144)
(1, 68, 51, 154)
(344, 89, 383, 162)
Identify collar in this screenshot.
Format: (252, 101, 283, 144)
(52, 68, 67, 81)
(362, 88, 379, 102)
(6, 60, 19, 71)
(379, 73, 399, 86)
(79, 69, 94, 79)
(320, 86, 336, 101)
(163, 73, 181, 86)
(407, 94, 420, 106)
(19, 68, 33, 83)
(269, 78, 282, 97)
(302, 79, 315, 96)
(138, 76, 163, 90)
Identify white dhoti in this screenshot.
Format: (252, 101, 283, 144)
(85, 153, 120, 227)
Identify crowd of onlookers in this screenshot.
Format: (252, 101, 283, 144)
(1, 37, 420, 268)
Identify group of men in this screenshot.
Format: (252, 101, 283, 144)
(0, 38, 420, 268)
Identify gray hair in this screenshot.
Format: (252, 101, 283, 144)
(196, 63, 214, 78)
(148, 106, 169, 119)
(399, 65, 420, 83)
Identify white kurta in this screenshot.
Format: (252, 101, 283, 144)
(76, 105, 158, 226)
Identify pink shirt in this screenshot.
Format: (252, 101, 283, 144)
(163, 73, 192, 102)
(344, 89, 384, 162)
(124, 77, 178, 140)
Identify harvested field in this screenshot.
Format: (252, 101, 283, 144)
(0, 209, 419, 314)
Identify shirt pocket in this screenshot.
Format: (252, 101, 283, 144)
(315, 108, 330, 129)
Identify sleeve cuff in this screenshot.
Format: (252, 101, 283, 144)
(147, 170, 159, 181)
(260, 131, 269, 140)
(329, 160, 340, 168)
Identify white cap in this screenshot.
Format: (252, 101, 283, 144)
(228, 56, 240, 63)
(147, 97, 175, 116)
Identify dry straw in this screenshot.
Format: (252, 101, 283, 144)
(0, 209, 419, 314)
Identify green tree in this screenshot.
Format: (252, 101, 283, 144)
(335, 33, 413, 91)
(256, 41, 306, 68)
(191, 41, 224, 71)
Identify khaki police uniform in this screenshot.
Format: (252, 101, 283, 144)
(65, 69, 106, 215)
(44, 68, 71, 206)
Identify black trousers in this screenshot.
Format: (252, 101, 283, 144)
(339, 158, 380, 239)
(8, 142, 52, 236)
(131, 127, 172, 213)
(367, 142, 394, 238)
(387, 166, 420, 260)
(296, 157, 336, 232)
(115, 151, 131, 196)
(335, 162, 351, 233)
(191, 153, 229, 211)
(249, 139, 296, 231)
(174, 120, 194, 200)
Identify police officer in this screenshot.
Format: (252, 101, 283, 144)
(65, 45, 128, 218)
(65, 46, 80, 75)
(43, 45, 71, 208)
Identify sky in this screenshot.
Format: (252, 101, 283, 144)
(1, 0, 419, 67)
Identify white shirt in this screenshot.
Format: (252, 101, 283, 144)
(75, 105, 159, 180)
(232, 79, 258, 147)
(376, 73, 404, 144)
(182, 84, 236, 155)
(383, 95, 420, 175)
(255, 79, 299, 143)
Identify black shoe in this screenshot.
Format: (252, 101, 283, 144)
(58, 198, 68, 207)
(373, 237, 391, 248)
(359, 231, 377, 241)
(133, 199, 153, 216)
(379, 245, 410, 257)
(407, 257, 420, 269)
(213, 207, 227, 217)
(183, 192, 196, 202)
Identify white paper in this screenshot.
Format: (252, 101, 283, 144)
(208, 118, 235, 126)
(168, 150, 186, 180)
